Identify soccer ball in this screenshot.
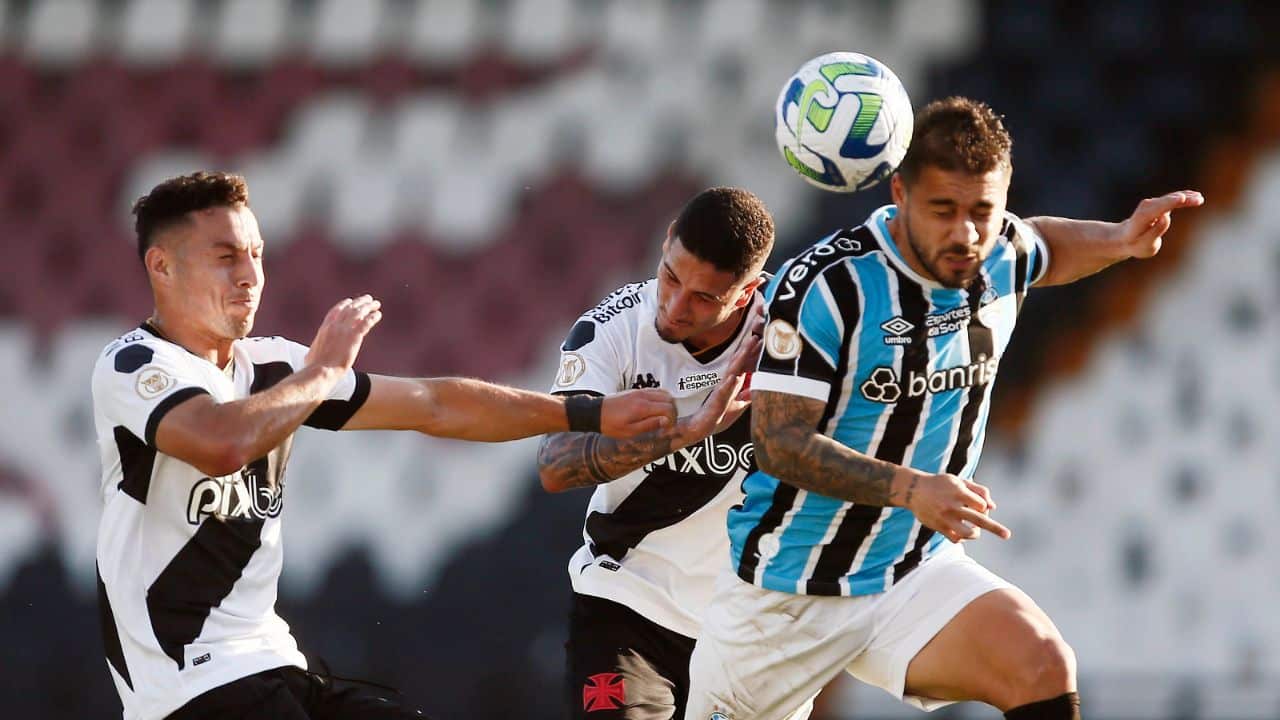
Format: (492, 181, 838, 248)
(775, 51, 913, 193)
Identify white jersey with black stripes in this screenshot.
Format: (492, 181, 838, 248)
(91, 323, 370, 720)
(551, 280, 764, 638)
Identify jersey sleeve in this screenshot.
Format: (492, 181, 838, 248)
(93, 338, 213, 447)
(276, 339, 372, 430)
(1009, 214, 1051, 287)
(548, 316, 629, 397)
(753, 260, 847, 402)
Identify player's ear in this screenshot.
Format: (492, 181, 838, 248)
(890, 173, 907, 208)
(144, 244, 172, 284)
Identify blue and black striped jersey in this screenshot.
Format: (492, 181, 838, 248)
(730, 205, 1049, 596)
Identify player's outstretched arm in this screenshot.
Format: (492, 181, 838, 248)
(537, 373, 749, 492)
(342, 376, 676, 442)
(1028, 189, 1204, 286)
(154, 295, 382, 476)
(752, 389, 1012, 544)
(537, 326, 759, 492)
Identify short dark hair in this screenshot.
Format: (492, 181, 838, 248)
(897, 97, 1012, 185)
(670, 187, 774, 278)
(132, 171, 249, 262)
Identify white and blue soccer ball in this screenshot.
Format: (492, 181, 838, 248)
(775, 51, 913, 193)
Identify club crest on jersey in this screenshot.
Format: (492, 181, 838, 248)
(556, 352, 587, 387)
(764, 319, 801, 360)
(187, 462, 284, 524)
(135, 366, 174, 399)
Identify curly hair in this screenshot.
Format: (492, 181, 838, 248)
(671, 187, 775, 278)
(897, 97, 1012, 184)
(132, 171, 249, 262)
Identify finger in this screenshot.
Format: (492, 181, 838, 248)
(965, 480, 995, 511)
(958, 486, 989, 513)
(629, 414, 670, 434)
(361, 309, 383, 331)
(958, 507, 1011, 540)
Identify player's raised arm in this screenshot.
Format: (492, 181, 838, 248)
(152, 295, 383, 476)
(1026, 190, 1204, 286)
(750, 389, 1011, 545)
(340, 375, 676, 442)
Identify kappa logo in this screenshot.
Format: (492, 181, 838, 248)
(135, 366, 174, 399)
(556, 352, 587, 387)
(880, 316, 914, 345)
(764, 319, 801, 360)
(631, 372, 660, 389)
(583, 673, 626, 712)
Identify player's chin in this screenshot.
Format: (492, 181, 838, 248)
(654, 323, 689, 344)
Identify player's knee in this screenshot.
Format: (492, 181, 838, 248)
(1005, 635, 1076, 707)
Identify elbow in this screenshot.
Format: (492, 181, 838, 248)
(193, 441, 250, 478)
(537, 462, 569, 494)
(751, 427, 793, 479)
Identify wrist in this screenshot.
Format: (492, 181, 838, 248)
(889, 466, 923, 509)
(565, 394, 603, 433)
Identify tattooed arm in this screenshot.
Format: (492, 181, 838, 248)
(539, 320, 761, 492)
(538, 372, 749, 492)
(751, 389, 1013, 543)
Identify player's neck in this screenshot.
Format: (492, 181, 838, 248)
(685, 305, 746, 353)
(147, 310, 235, 369)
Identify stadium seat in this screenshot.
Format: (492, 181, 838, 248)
(117, 0, 195, 66)
(213, 0, 291, 68)
(502, 0, 577, 64)
(309, 0, 388, 68)
(403, 0, 482, 66)
(22, 0, 98, 65)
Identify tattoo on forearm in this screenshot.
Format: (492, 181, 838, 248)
(752, 390, 896, 505)
(537, 428, 677, 490)
(582, 433, 608, 484)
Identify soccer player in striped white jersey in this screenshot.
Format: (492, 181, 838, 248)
(684, 98, 1204, 720)
(93, 172, 676, 720)
(538, 188, 816, 720)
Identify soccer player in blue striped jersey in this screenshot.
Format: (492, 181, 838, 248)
(685, 98, 1204, 720)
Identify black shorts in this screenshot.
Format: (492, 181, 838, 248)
(167, 664, 430, 720)
(565, 593, 696, 720)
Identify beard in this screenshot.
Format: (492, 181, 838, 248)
(904, 215, 983, 289)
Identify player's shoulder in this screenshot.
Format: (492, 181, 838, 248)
(95, 326, 182, 377)
(559, 280, 653, 355)
(998, 210, 1044, 254)
(581, 280, 654, 323)
(768, 226, 875, 307)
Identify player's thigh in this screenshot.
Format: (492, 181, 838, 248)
(567, 593, 694, 720)
(284, 666, 431, 720)
(168, 668, 310, 720)
(904, 585, 1076, 710)
(685, 573, 858, 720)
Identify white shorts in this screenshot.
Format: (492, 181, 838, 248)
(684, 545, 1011, 720)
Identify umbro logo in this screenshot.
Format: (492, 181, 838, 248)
(881, 316, 914, 346)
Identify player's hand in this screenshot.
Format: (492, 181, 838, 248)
(305, 295, 383, 373)
(675, 372, 750, 445)
(599, 389, 678, 438)
(897, 469, 1011, 544)
(1118, 190, 1204, 260)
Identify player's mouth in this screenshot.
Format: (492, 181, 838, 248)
(939, 254, 978, 272)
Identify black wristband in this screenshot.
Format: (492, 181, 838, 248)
(565, 394, 603, 433)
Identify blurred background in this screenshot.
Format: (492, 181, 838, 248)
(2, 0, 1278, 717)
